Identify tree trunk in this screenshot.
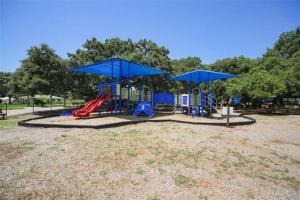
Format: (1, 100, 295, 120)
(50, 94, 53, 110)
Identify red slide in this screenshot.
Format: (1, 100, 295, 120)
(72, 93, 112, 118)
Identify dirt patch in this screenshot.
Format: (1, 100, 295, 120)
(0, 141, 35, 162)
(0, 142, 25, 161)
(0, 114, 299, 199)
(269, 139, 300, 147)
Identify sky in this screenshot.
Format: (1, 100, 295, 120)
(0, 0, 299, 72)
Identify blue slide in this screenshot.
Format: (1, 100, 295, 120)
(133, 101, 154, 117)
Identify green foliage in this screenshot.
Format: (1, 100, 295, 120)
(273, 26, 300, 59)
(0, 72, 12, 97)
(243, 70, 285, 98)
(147, 194, 159, 200)
(33, 98, 45, 107)
(174, 173, 190, 186)
(9, 44, 68, 98)
(171, 57, 205, 74)
(213, 26, 300, 100)
(68, 38, 172, 99)
(126, 151, 138, 157)
(210, 56, 256, 74)
(170, 57, 207, 93)
(254, 26, 300, 98)
(208, 56, 257, 99)
(4, 26, 300, 103)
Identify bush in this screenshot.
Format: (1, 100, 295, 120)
(33, 98, 45, 107)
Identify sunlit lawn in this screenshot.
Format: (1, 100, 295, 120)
(0, 119, 19, 130)
(1, 104, 27, 110)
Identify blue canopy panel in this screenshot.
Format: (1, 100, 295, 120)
(169, 70, 239, 83)
(73, 58, 166, 78)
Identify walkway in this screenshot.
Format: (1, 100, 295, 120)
(7, 107, 64, 117)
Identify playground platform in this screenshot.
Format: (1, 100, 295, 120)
(18, 112, 255, 129)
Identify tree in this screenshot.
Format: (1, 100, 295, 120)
(256, 26, 300, 98)
(243, 70, 285, 99)
(9, 44, 67, 98)
(207, 56, 256, 99)
(171, 57, 205, 74)
(273, 26, 300, 59)
(209, 56, 256, 75)
(0, 72, 12, 97)
(6, 26, 299, 104)
(67, 38, 173, 99)
(210, 26, 300, 101)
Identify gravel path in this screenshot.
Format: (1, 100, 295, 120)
(0, 114, 299, 199)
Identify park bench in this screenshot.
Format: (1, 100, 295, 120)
(0, 108, 7, 120)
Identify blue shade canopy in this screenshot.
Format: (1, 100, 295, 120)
(73, 58, 166, 78)
(170, 70, 239, 83)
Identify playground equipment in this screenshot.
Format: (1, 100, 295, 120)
(73, 58, 165, 117)
(153, 92, 174, 105)
(177, 92, 214, 116)
(18, 57, 249, 129)
(232, 97, 241, 106)
(98, 82, 119, 113)
(131, 86, 155, 117)
(133, 101, 155, 117)
(170, 70, 239, 118)
(72, 58, 239, 119)
(152, 92, 174, 112)
(73, 93, 112, 117)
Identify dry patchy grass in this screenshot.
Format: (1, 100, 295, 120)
(1, 115, 300, 199)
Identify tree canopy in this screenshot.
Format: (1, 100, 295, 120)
(1, 26, 299, 103)
(67, 38, 172, 99)
(0, 72, 12, 97)
(8, 44, 67, 97)
(207, 26, 300, 100)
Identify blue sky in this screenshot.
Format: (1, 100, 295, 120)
(1, 0, 299, 72)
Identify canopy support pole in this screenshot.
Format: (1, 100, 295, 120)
(119, 61, 122, 113)
(119, 79, 122, 113)
(151, 90, 153, 106)
(138, 87, 142, 102)
(198, 83, 203, 117)
(111, 61, 117, 114)
(114, 80, 117, 114)
(127, 80, 131, 113)
(188, 81, 191, 116)
(208, 81, 212, 118)
(127, 62, 131, 113)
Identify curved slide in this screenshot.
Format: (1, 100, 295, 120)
(73, 93, 112, 118)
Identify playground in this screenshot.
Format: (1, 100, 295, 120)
(17, 58, 251, 129)
(1, 0, 299, 198)
(2, 58, 299, 200)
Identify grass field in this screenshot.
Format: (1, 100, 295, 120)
(1, 100, 85, 111)
(0, 118, 19, 130)
(0, 104, 27, 110)
(0, 114, 299, 199)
